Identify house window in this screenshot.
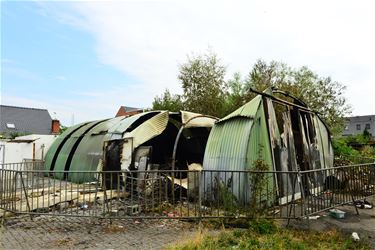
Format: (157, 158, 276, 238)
(365, 124, 371, 130)
(6, 123, 15, 129)
(356, 124, 361, 130)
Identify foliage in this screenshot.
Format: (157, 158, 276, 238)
(249, 157, 271, 217)
(215, 178, 238, 215)
(360, 145, 375, 158)
(59, 125, 68, 134)
(152, 52, 350, 136)
(152, 89, 184, 112)
(9, 132, 29, 139)
(168, 220, 370, 250)
(222, 72, 247, 115)
(178, 51, 227, 117)
(151, 50, 227, 117)
(333, 130, 375, 165)
(248, 219, 277, 235)
(333, 138, 360, 158)
(240, 60, 351, 135)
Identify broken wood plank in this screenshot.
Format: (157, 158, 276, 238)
(76, 190, 129, 204)
(14, 191, 79, 212)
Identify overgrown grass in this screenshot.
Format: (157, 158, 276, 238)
(167, 219, 370, 250)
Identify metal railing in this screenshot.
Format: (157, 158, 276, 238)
(302, 163, 375, 217)
(1, 161, 374, 221)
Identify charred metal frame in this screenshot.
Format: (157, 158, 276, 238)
(171, 114, 219, 173)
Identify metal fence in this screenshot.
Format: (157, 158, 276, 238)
(1, 161, 374, 221)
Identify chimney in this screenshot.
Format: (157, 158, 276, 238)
(51, 119, 60, 134)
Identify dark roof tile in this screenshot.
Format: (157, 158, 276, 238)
(0, 105, 52, 135)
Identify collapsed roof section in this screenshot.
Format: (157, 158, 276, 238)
(44, 111, 216, 183)
(202, 89, 333, 203)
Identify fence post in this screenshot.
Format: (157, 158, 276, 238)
(297, 171, 310, 227)
(198, 170, 202, 223)
(19, 171, 33, 221)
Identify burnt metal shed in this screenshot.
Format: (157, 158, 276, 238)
(44, 111, 216, 183)
(202, 89, 333, 204)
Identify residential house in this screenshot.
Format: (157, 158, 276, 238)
(342, 115, 375, 138)
(115, 106, 143, 117)
(0, 105, 60, 137)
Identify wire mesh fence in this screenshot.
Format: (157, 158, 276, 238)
(1, 161, 374, 221)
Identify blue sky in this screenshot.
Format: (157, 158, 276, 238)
(1, 1, 139, 125)
(1, 1, 374, 125)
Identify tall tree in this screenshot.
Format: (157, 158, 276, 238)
(242, 60, 351, 135)
(222, 72, 247, 115)
(152, 89, 184, 112)
(178, 51, 227, 117)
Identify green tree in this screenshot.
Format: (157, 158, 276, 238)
(178, 51, 227, 117)
(59, 125, 68, 134)
(222, 72, 247, 115)
(242, 60, 351, 135)
(152, 89, 184, 112)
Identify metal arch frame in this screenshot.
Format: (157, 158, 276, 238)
(171, 114, 219, 173)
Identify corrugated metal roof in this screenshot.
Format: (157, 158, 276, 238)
(52, 120, 105, 179)
(219, 95, 261, 123)
(124, 111, 169, 148)
(180, 111, 217, 128)
(68, 116, 126, 182)
(202, 118, 254, 203)
(44, 122, 89, 171)
(0, 105, 52, 135)
(246, 102, 273, 170)
(107, 111, 160, 138)
(203, 118, 254, 171)
(45, 109, 217, 183)
(202, 96, 275, 203)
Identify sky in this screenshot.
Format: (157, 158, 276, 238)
(1, 0, 374, 126)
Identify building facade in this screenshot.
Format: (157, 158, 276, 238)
(342, 115, 375, 138)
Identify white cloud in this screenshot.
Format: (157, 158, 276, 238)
(37, 0, 375, 117)
(2, 83, 154, 126)
(55, 75, 66, 81)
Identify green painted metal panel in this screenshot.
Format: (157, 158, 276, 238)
(219, 95, 261, 122)
(53, 120, 104, 179)
(203, 118, 254, 203)
(246, 101, 275, 204)
(44, 122, 89, 171)
(69, 116, 126, 182)
(202, 96, 274, 203)
(246, 102, 273, 171)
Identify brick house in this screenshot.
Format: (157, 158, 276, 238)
(115, 106, 143, 117)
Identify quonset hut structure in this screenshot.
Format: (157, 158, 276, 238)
(44, 111, 216, 183)
(202, 89, 333, 204)
(45, 89, 333, 205)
